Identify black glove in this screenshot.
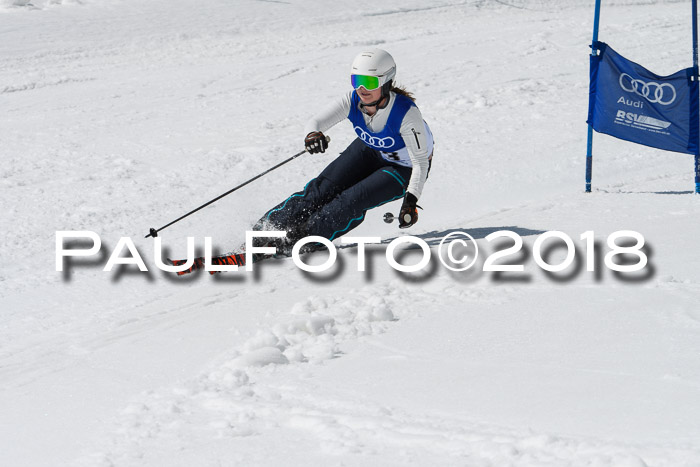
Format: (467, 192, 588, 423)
(305, 131, 328, 154)
(399, 192, 420, 229)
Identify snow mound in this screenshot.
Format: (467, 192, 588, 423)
(233, 286, 402, 367)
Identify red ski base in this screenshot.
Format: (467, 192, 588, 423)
(169, 252, 247, 276)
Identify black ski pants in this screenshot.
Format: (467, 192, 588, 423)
(259, 138, 412, 240)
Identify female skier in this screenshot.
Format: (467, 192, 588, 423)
(172, 49, 434, 273)
(254, 48, 434, 252)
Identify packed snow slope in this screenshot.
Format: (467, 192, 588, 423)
(2, 0, 700, 465)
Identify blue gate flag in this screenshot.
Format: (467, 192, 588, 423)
(587, 41, 699, 155)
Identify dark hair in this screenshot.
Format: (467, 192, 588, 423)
(391, 84, 416, 102)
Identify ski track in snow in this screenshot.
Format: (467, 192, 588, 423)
(73, 280, 699, 467)
(74, 282, 427, 465)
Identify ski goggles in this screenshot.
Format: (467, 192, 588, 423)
(351, 74, 381, 91)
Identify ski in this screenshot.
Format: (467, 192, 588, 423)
(168, 251, 250, 276)
(167, 237, 330, 276)
(167, 237, 292, 276)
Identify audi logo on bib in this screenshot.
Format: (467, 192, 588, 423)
(354, 126, 396, 149)
(619, 73, 676, 105)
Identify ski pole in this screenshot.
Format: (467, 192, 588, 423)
(145, 138, 329, 238)
(383, 205, 422, 225)
(383, 212, 412, 224)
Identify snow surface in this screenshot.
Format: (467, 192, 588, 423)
(2, 0, 700, 465)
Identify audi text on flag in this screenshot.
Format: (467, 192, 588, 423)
(587, 42, 699, 155)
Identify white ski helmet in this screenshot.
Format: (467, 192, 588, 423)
(350, 49, 396, 91)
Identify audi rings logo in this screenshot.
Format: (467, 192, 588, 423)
(354, 126, 396, 149)
(619, 73, 676, 105)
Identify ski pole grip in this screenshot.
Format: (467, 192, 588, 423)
(303, 135, 330, 154)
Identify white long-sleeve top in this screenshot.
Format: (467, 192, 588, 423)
(304, 90, 433, 200)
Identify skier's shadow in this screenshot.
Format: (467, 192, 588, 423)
(319, 226, 547, 284)
(406, 226, 545, 246)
